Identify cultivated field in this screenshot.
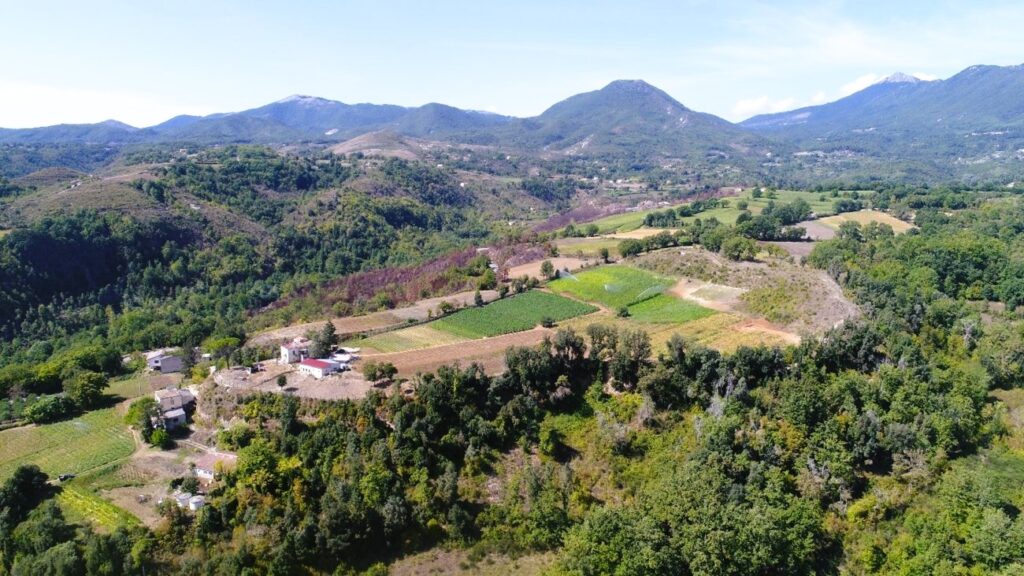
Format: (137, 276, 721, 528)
(434, 291, 597, 338)
(352, 324, 469, 353)
(507, 256, 593, 279)
(0, 407, 135, 481)
(627, 293, 715, 324)
(548, 265, 674, 309)
(363, 327, 555, 377)
(354, 291, 596, 352)
(817, 209, 915, 233)
(554, 237, 622, 259)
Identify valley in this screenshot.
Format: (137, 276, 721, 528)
(3, 22, 1024, 574)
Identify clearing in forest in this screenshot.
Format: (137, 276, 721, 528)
(817, 209, 915, 233)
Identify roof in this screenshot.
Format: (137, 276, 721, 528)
(193, 452, 237, 472)
(155, 388, 195, 412)
(282, 337, 310, 350)
(164, 408, 186, 419)
(300, 358, 332, 370)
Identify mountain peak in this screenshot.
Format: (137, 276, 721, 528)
(878, 72, 922, 85)
(601, 79, 659, 94)
(274, 94, 336, 106)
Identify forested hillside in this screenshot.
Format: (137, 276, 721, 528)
(2, 151, 1024, 574)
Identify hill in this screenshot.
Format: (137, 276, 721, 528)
(503, 79, 775, 161)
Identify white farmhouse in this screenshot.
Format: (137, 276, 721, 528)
(297, 358, 342, 379)
(279, 338, 310, 364)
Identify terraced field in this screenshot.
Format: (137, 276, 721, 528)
(548, 265, 673, 309)
(0, 407, 135, 480)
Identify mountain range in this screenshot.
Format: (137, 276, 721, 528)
(3, 62, 1024, 180)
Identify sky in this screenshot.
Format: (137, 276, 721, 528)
(2, 0, 1023, 128)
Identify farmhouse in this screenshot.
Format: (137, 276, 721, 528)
(194, 452, 237, 481)
(297, 358, 343, 379)
(154, 388, 196, 429)
(145, 349, 184, 373)
(280, 337, 311, 364)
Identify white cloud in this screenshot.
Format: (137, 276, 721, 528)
(732, 96, 798, 119)
(0, 82, 213, 128)
(838, 73, 884, 97)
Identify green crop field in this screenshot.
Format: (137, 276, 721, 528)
(0, 407, 135, 481)
(432, 291, 597, 338)
(548, 265, 673, 309)
(680, 206, 745, 225)
(627, 294, 716, 324)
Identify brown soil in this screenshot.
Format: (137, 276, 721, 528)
(362, 327, 554, 377)
(507, 257, 592, 280)
(668, 278, 746, 312)
(795, 220, 836, 240)
(770, 241, 817, 259)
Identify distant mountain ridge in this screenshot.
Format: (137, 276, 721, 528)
(742, 64, 1024, 137)
(2, 63, 1024, 181)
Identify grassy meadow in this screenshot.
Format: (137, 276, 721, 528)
(548, 265, 674, 309)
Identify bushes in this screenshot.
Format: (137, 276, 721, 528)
(22, 396, 76, 424)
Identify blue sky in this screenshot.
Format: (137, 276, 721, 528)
(2, 0, 1023, 128)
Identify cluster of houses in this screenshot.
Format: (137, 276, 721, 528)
(279, 337, 359, 379)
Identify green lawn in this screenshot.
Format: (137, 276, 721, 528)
(548, 265, 673, 309)
(0, 407, 135, 481)
(433, 291, 597, 338)
(586, 210, 651, 234)
(627, 294, 716, 324)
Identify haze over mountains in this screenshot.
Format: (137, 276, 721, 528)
(2, 62, 1024, 180)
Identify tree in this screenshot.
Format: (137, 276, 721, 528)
(149, 429, 173, 449)
(310, 321, 339, 358)
(474, 290, 484, 307)
(599, 247, 610, 263)
(63, 370, 108, 408)
(276, 374, 287, 389)
(540, 260, 555, 280)
(363, 361, 398, 384)
(721, 236, 757, 261)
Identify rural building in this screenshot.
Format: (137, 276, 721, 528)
(194, 452, 237, 481)
(154, 388, 196, 429)
(280, 337, 311, 364)
(145, 349, 184, 373)
(297, 358, 342, 379)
